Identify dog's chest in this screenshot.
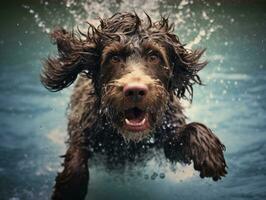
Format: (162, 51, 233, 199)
(87, 128, 165, 166)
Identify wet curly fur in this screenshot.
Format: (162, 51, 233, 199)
(41, 12, 227, 200)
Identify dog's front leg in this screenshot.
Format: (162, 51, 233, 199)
(164, 122, 227, 181)
(52, 142, 89, 200)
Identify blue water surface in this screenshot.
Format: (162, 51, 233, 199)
(0, 1, 266, 200)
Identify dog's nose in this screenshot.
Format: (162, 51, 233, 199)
(123, 83, 148, 101)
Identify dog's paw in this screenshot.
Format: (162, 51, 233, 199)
(181, 123, 227, 181)
(192, 145, 227, 181)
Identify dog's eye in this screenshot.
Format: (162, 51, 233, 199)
(147, 54, 160, 64)
(110, 55, 121, 63)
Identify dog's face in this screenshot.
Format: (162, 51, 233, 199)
(100, 40, 171, 141)
(41, 12, 207, 142)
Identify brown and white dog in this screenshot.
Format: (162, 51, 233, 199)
(41, 12, 227, 200)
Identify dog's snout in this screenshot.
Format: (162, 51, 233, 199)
(123, 83, 148, 101)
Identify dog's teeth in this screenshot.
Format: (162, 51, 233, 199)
(125, 118, 131, 125)
(125, 118, 135, 126)
(140, 118, 146, 125)
(125, 118, 146, 126)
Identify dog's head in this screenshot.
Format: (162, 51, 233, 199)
(41, 12, 207, 142)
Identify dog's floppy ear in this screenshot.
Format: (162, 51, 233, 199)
(173, 45, 208, 101)
(153, 16, 207, 101)
(41, 28, 98, 91)
(169, 41, 207, 101)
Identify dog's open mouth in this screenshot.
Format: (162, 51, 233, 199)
(123, 107, 150, 132)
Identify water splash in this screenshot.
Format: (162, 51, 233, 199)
(22, 0, 232, 184)
(23, 0, 223, 48)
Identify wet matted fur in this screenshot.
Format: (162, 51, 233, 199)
(41, 12, 227, 200)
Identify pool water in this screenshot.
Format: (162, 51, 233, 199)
(0, 1, 266, 199)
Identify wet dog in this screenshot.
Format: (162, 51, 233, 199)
(41, 12, 227, 200)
